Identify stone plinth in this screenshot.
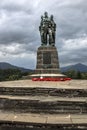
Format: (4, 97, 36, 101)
(35, 46, 60, 74)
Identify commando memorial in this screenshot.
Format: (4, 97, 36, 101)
(0, 12, 87, 130)
(36, 12, 60, 74)
(32, 12, 70, 81)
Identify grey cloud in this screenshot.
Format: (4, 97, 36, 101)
(59, 46, 87, 67)
(53, 0, 87, 40)
(0, 12, 38, 45)
(0, 0, 35, 14)
(0, 0, 87, 68)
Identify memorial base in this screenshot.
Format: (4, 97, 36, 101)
(35, 46, 60, 74)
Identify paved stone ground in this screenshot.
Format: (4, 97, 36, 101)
(0, 79, 87, 89)
(0, 111, 87, 124)
(0, 79, 87, 125)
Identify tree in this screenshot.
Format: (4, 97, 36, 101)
(77, 71, 82, 79)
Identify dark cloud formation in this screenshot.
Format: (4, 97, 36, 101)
(0, 0, 87, 68)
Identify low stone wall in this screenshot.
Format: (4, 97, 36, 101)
(0, 87, 87, 97)
(0, 97, 87, 114)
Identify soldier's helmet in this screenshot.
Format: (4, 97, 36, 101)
(44, 12, 48, 17)
(50, 15, 53, 20)
(41, 15, 43, 20)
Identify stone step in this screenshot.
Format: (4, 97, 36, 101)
(0, 95, 87, 102)
(0, 111, 87, 125)
(0, 95, 87, 114)
(0, 87, 87, 97)
(0, 111, 87, 129)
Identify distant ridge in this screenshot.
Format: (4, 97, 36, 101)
(0, 62, 87, 73)
(61, 63, 87, 72)
(0, 62, 33, 72)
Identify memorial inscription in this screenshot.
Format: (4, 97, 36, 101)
(43, 52, 51, 64)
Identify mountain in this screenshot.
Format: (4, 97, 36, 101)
(0, 62, 33, 72)
(61, 63, 87, 72)
(1, 62, 87, 73)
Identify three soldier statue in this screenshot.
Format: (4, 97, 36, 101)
(39, 12, 56, 46)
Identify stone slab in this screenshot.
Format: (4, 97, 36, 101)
(0, 111, 87, 124)
(0, 80, 87, 89)
(0, 95, 86, 102)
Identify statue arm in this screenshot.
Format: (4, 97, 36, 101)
(39, 26, 41, 31)
(54, 23, 56, 31)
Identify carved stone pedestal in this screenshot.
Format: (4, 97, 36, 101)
(35, 46, 60, 74)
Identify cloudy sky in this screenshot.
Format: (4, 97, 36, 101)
(0, 0, 87, 69)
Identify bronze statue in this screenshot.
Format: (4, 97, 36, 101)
(39, 12, 56, 46)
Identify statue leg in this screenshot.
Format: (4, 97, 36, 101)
(44, 33, 47, 45)
(52, 32, 55, 46)
(49, 30, 53, 45)
(41, 35, 43, 44)
(51, 33, 55, 46)
(41, 32, 44, 45)
(49, 34, 51, 45)
(41, 32, 47, 46)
